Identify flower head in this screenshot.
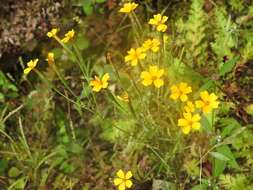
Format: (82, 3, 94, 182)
(119, 2, 138, 13)
(125, 48, 146, 66)
(142, 38, 160, 52)
(141, 65, 164, 88)
(24, 59, 39, 75)
(170, 82, 192, 102)
(178, 113, 201, 134)
(148, 14, 168, 32)
(47, 28, 59, 38)
(61, 29, 75, 43)
(184, 101, 195, 113)
(114, 170, 133, 190)
(89, 73, 109, 92)
(195, 91, 219, 113)
(46, 52, 54, 65)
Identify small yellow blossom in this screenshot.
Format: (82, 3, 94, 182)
(148, 14, 168, 32)
(24, 59, 39, 75)
(178, 113, 201, 134)
(119, 2, 138, 13)
(61, 29, 75, 43)
(47, 28, 59, 38)
(195, 91, 219, 113)
(140, 65, 164, 88)
(184, 101, 195, 113)
(117, 92, 129, 102)
(114, 170, 133, 190)
(170, 82, 192, 102)
(124, 48, 146, 66)
(142, 38, 160, 52)
(89, 73, 109, 92)
(46, 52, 54, 65)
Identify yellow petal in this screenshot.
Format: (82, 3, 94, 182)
(183, 112, 192, 121)
(140, 71, 151, 79)
(114, 178, 123, 186)
(92, 85, 102, 92)
(161, 16, 168, 23)
(148, 18, 156, 25)
(149, 66, 158, 75)
(181, 126, 191, 134)
(116, 170, 125, 179)
(125, 180, 133, 188)
(157, 69, 164, 77)
(102, 73, 110, 83)
(142, 79, 153, 86)
(192, 114, 200, 122)
(154, 79, 164, 88)
(125, 171, 132, 179)
(180, 94, 188, 102)
(200, 91, 209, 101)
(157, 24, 167, 32)
(195, 100, 203, 108)
(24, 67, 32, 75)
(130, 59, 138, 66)
(118, 183, 125, 190)
(192, 122, 201, 130)
(178, 118, 187, 127)
(170, 93, 179, 100)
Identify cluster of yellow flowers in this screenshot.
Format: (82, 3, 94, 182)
(90, 3, 168, 93)
(170, 82, 219, 134)
(23, 29, 75, 75)
(47, 28, 75, 43)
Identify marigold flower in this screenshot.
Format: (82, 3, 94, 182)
(184, 101, 195, 113)
(141, 65, 164, 88)
(178, 112, 201, 134)
(170, 82, 192, 102)
(114, 169, 133, 190)
(61, 29, 75, 43)
(195, 91, 219, 113)
(119, 2, 138, 13)
(47, 28, 59, 38)
(89, 73, 109, 92)
(148, 14, 168, 32)
(24, 59, 39, 75)
(46, 52, 55, 65)
(124, 48, 146, 66)
(142, 38, 160, 52)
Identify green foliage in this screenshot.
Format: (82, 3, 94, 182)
(0, 71, 18, 103)
(219, 174, 252, 190)
(177, 0, 207, 66)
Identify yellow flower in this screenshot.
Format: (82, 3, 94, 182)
(24, 59, 39, 75)
(124, 48, 146, 66)
(119, 2, 138, 13)
(170, 82, 192, 102)
(140, 65, 164, 88)
(46, 52, 55, 65)
(114, 170, 133, 190)
(178, 113, 201, 134)
(61, 29, 75, 43)
(89, 73, 109, 92)
(117, 92, 129, 102)
(184, 101, 195, 113)
(148, 14, 168, 32)
(47, 28, 59, 38)
(142, 38, 160, 52)
(195, 91, 219, 113)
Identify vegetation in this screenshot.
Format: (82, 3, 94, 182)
(1, 0, 253, 189)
